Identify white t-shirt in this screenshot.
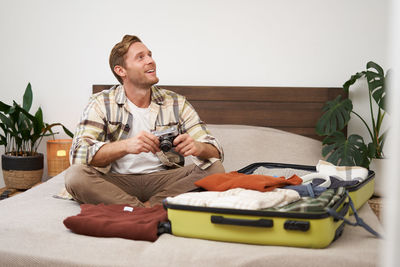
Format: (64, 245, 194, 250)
(111, 99, 165, 174)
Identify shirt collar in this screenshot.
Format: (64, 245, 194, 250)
(150, 86, 164, 105)
(115, 85, 126, 105)
(116, 85, 165, 106)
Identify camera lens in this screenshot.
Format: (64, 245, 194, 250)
(160, 139, 172, 152)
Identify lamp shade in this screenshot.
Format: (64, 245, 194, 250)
(47, 139, 72, 177)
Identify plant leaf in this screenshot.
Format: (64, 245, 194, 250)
(62, 125, 74, 138)
(316, 95, 352, 136)
(375, 130, 387, 158)
(20, 129, 31, 142)
(23, 83, 33, 112)
(382, 69, 392, 113)
(34, 107, 44, 134)
(0, 113, 13, 129)
(14, 102, 35, 120)
(322, 132, 369, 167)
(367, 142, 377, 159)
(43, 122, 74, 138)
(367, 61, 384, 76)
(0, 134, 6, 146)
(0, 101, 11, 113)
(365, 61, 386, 111)
(343, 71, 365, 92)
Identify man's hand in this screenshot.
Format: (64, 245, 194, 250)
(125, 131, 161, 154)
(91, 131, 160, 167)
(173, 133, 201, 157)
(173, 133, 220, 159)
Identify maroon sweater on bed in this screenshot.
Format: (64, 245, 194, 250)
(63, 204, 167, 242)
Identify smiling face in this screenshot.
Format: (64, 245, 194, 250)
(115, 42, 159, 89)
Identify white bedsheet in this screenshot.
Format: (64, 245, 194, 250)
(0, 125, 384, 267)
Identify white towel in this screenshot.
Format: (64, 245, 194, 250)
(253, 166, 312, 179)
(316, 160, 369, 182)
(166, 188, 300, 210)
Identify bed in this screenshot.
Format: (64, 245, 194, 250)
(0, 85, 382, 267)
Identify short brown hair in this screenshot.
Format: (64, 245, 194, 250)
(109, 35, 142, 84)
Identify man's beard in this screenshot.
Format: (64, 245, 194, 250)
(130, 75, 159, 89)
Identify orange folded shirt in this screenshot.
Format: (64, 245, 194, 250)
(194, 171, 302, 192)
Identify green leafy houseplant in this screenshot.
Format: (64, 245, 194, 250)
(0, 83, 73, 156)
(316, 61, 388, 168)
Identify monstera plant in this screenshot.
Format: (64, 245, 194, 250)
(316, 61, 388, 169)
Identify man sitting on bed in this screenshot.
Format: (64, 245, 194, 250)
(65, 35, 224, 208)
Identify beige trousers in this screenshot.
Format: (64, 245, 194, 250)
(64, 161, 224, 207)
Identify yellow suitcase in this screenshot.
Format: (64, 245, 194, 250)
(163, 188, 350, 249)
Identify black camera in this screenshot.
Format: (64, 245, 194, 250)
(152, 126, 179, 152)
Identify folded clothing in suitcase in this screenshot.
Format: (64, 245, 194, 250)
(237, 161, 375, 211)
(163, 186, 350, 248)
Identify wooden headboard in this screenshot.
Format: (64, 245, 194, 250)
(93, 85, 346, 141)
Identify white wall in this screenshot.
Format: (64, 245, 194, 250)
(0, 0, 389, 187)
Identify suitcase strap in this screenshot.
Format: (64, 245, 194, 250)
(326, 191, 382, 238)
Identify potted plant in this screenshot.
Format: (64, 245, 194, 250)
(315, 61, 388, 195)
(0, 83, 73, 189)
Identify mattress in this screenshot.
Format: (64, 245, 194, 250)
(0, 125, 384, 267)
(0, 171, 383, 267)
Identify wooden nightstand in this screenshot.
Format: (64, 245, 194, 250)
(0, 183, 42, 200)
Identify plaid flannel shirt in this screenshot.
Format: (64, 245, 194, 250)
(266, 187, 346, 213)
(70, 85, 224, 173)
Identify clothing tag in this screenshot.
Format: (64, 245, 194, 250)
(123, 206, 134, 212)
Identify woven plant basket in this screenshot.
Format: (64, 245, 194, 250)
(2, 153, 44, 190)
(3, 169, 43, 189)
(368, 197, 382, 221)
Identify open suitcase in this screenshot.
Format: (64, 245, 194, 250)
(163, 189, 349, 248)
(237, 162, 375, 212)
(162, 162, 377, 248)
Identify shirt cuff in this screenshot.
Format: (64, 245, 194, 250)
(88, 141, 111, 174)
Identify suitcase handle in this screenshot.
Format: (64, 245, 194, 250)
(327, 191, 382, 238)
(211, 215, 273, 228)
